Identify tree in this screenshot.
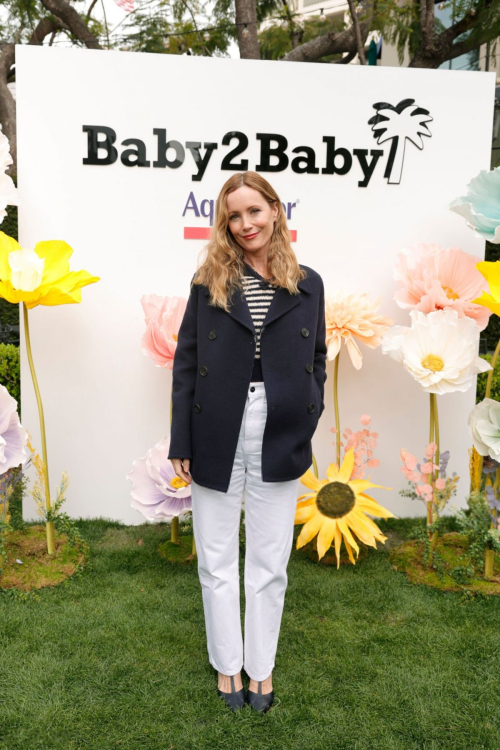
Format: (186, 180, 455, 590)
(1, 0, 499, 175)
(269, 0, 500, 68)
(0, 0, 104, 176)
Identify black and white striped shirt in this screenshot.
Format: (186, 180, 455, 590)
(242, 262, 276, 381)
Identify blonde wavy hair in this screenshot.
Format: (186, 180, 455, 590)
(192, 171, 307, 311)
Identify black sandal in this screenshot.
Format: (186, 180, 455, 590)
(217, 673, 246, 711)
(247, 680, 274, 713)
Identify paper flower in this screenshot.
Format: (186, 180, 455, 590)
(469, 260, 500, 317)
(126, 434, 192, 521)
(393, 243, 492, 331)
(0, 232, 99, 308)
(468, 397, 500, 461)
(400, 443, 458, 513)
(382, 308, 491, 394)
(325, 289, 394, 369)
(0, 126, 18, 224)
(0, 384, 28, 474)
(140, 294, 187, 369)
(295, 447, 395, 566)
(449, 167, 500, 243)
(330, 415, 380, 480)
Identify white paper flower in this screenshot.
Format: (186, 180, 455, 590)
(468, 398, 500, 460)
(0, 384, 28, 474)
(126, 434, 192, 522)
(381, 308, 492, 394)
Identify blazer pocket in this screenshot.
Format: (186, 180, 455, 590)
(312, 378, 324, 416)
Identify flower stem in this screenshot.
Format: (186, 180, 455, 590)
(22, 303, 55, 555)
(475, 337, 500, 491)
(427, 394, 434, 529)
(333, 352, 341, 467)
(169, 389, 179, 545)
(430, 393, 440, 551)
(311, 452, 319, 478)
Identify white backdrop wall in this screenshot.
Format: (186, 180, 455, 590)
(15, 45, 495, 523)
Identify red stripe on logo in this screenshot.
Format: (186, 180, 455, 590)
(184, 227, 297, 242)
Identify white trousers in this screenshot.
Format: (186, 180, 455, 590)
(190, 380, 299, 681)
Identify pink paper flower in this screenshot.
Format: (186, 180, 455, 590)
(400, 442, 459, 512)
(401, 448, 418, 471)
(331, 416, 381, 479)
(424, 442, 438, 459)
(393, 243, 492, 331)
(140, 294, 187, 369)
(420, 461, 440, 474)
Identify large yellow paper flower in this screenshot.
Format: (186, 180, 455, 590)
(0, 231, 99, 308)
(295, 447, 396, 566)
(471, 260, 500, 316)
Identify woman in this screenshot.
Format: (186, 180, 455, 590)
(168, 171, 327, 713)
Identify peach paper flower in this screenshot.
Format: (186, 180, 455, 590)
(393, 243, 492, 331)
(141, 294, 187, 369)
(325, 289, 394, 369)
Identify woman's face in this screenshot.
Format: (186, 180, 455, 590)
(226, 185, 279, 257)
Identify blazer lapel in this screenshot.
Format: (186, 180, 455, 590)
(203, 271, 312, 333)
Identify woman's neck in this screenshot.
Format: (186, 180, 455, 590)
(243, 256, 271, 280)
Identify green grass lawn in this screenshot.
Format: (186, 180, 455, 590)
(1, 516, 499, 750)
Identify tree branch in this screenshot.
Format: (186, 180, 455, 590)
(28, 16, 70, 45)
(409, 6, 486, 67)
(38, 0, 102, 48)
(284, 0, 374, 62)
(334, 49, 357, 63)
(347, 0, 366, 63)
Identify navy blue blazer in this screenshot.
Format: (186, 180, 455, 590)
(168, 264, 327, 492)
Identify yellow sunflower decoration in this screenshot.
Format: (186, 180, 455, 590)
(295, 447, 396, 566)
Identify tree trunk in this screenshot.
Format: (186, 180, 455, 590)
(0, 44, 18, 177)
(235, 0, 260, 59)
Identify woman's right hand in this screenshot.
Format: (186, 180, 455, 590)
(171, 458, 192, 485)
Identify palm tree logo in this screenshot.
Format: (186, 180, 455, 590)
(368, 99, 433, 185)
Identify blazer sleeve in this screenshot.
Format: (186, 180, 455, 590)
(313, 275, 327, 417)
(167, 274, 198, 460)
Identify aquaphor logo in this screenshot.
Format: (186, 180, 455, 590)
(82, 99, 433, 187)
(368, 99, 433, 185)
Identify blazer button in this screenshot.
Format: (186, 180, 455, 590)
(194, 403, 201, 413)
(199, 366, 208, 376)
(308, 403, 315, 413)
(305, 363, 313, 373)
(208, 330, 217, 339)
(301, 328, 309, 337)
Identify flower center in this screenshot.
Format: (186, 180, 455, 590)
(421, 354, 444, 372)
(170, 476, 187, 489)
(442, 285, 459, 301)
(316, 481, 355, 518)
(173, 333, 178, 342)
